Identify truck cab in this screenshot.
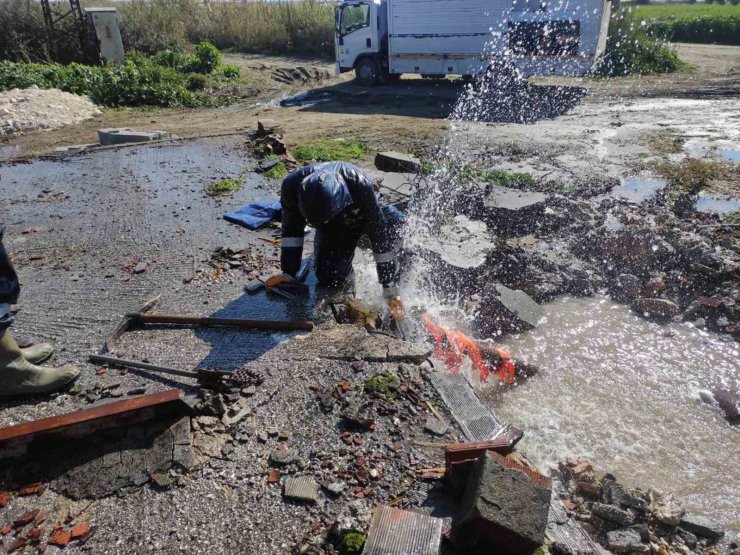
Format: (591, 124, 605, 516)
(335, 0, 386, 85)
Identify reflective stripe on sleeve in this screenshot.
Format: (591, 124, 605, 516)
(281, 237, 304, 248)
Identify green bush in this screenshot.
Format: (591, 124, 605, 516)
(596, 12, 683, 76)
(187, 72, 208, 91)
(644, 15, 740, 45)
(0, 43, 238, 108)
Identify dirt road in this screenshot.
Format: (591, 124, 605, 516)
(2, 43, 738, 163)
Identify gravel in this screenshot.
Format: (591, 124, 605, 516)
(0, 86, 101, 136)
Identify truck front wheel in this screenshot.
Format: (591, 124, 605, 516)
(355, 58, 380, 86)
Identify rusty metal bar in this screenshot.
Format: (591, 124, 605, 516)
(128, 313, 314, 332)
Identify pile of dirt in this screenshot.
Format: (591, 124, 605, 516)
(0, 86, 101, 136)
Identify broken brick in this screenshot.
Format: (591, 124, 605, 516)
(34, 511, 49, 526)
(14, 509, 40, 527)
(48, 529, 72, 547)
(0, 491, 11, 507)
(28, 527, 43, 541)
(8, 538, 26, 552)
(18, 482, 44, 496)
(268, 469, 280, 484)
(364, 486, 374, 497)
(70, 523, 90, 539)
(276, 443, 287, 452)
(353, 434, 363, 446)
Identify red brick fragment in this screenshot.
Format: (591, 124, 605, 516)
(278, 432, 289, 441)
(352, 435, 363, 446)
(267, 470, 280, 484)
(28, 527, 43, 541)
(337, 380, 351, 392)
(95, 366, 107, 375)
(8, 537, 26, 552)
(48, 529, 71, 547)
(34, 510, 49, 527)
(363, 486, 373, 497)
(2, 524, 11, 535)
(14, 509, 40, 527)
(70, 523, 90, 539)
(18, 482, 43, 496)
(276, 443, 287, 452)
(0, 491, 11, 507)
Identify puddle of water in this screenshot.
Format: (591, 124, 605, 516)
(696, 194, 740, 215)
(610, 177, 666, 204)
(720, 149, 740, 164)
(482, 296, 739, 531)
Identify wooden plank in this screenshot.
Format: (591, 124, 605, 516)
(0, 389, 184, 444)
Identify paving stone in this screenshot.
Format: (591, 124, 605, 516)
(283, 476, 318, 503)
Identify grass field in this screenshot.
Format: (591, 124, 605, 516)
(630, 2, 740, 45)
(633, 3, 740, 19)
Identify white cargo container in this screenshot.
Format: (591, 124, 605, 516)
(335, 0, 612, 84)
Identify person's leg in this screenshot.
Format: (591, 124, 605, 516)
(314, 229, 361, 288)
(0, 231, 79, 397)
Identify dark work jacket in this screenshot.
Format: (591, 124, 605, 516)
(0, 227, 20, 305)
(280, 162, 399, 286)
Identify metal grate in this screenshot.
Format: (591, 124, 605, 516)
(363, 505, 443, 555)
(429, 372, 503, 441)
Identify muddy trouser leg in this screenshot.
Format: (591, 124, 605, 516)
(380, 204, 407, 284)
(314, 229, 362, 288)
(0, 304, 12, 331)
(0, 232, 18, 331)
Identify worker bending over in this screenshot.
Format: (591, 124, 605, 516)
(268, 162, 405, 319)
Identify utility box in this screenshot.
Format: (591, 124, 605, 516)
(85, 8, 125, 65)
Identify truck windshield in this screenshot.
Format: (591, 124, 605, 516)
(339, 3, 370, 36)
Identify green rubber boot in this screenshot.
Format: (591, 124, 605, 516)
(20, 342, 54, 365)
(0, 329, 80, 397)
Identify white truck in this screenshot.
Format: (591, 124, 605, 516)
(335, 0, 612, 85)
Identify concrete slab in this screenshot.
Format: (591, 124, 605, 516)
(98, 128, 172, 146)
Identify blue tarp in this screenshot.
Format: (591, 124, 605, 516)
(224, 200, 282, 230)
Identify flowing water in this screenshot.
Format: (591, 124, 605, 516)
(484, 296, 740, 531)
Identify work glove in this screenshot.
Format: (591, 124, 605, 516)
(383, 285, 405, 322)
(264, 272, 295, 288)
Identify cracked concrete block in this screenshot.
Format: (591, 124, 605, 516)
(374, 151, 421, 173)
(452, 452, 551, 555)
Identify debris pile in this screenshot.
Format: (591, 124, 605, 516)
(554, 458, 731, 555)
(0, 86, 101, 136)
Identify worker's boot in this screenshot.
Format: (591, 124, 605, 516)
(0, 329, 80, 397)
(20, 342, 54, 365)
